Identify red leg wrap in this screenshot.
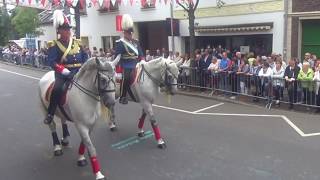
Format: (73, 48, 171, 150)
(78, 143, 86, 155)
(152, 125, 161, 140)
(90, 156, 101, 174)
(138, 113, 146, 129)
(138, 118, 145, 129)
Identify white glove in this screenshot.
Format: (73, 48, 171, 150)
(62, 68, 71, 76)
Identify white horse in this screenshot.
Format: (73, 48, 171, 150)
(108, 57, 179, 148)
(38, 58, 116, 180)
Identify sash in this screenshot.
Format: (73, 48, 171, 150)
(55, 38, 73, 63)
(120, 38, 139, 56)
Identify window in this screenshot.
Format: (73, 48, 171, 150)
(98, 2, 119, 13)
(101, 36, 120, 51)
(141, 0, 155, 9)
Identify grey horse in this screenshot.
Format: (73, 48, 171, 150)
(39, 58, 116, 180)
(108, 57, 179, 148)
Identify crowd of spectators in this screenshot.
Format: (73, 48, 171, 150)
(1, 45, 49, 68)
(2, 43, 320, 110)
(170, 45, 320, 110)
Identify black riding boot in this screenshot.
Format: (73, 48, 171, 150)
(44, 74, 66, 124)
(119, 69, 133, 104)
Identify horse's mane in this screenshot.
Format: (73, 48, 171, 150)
(76, 57, 114, 80)
(143, 57, 179, 76)
(76, 58, 97, 79)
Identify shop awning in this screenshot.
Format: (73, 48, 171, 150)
(195, 23, 273, 33)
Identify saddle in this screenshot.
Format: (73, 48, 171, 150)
(45, 81, 70, 105)
(115, 65, 138, 85)
(115, 65, 139, 102)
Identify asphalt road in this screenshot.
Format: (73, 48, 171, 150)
(1, 62, 320, 180)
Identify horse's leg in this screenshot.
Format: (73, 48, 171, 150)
(137, 109, 147, 137)
(142, 103, 166, 149)
(61, 118, 70, 146)
(48, 121, 63, 156)
(76, 123, 106, 180)
(77, 141, 88, 167)
(108, 105, 117, 132)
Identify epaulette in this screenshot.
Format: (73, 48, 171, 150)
(116, 39, 121, 43)
(73, 38, 82, 46)
(47, 41, 56, 48)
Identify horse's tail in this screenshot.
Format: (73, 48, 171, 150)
(100, 101, 110, 123)
(38, 81, 48, 118)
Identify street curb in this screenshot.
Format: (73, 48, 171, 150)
(0, 60, 50, 73)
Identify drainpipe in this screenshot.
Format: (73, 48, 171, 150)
(170, 1, 175, 54)
(283, 0, 289, 62)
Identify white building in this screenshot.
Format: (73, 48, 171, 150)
(38, 0, 284, 56)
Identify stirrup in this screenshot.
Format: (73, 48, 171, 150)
(44, 114, 53, 125)
(119, 97, 128, 104)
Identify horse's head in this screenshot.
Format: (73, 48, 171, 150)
(161, 58, 179, 95)
(95, 58, 116, 107)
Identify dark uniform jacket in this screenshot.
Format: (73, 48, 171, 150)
(115, 38, 143, 69)
(47, 39, 88, 77)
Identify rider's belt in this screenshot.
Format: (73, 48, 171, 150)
(122, 55, 138, 59)
(64, 63, 82, 68)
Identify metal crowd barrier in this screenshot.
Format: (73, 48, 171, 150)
(178, 66, 320, 110)
(1, 53, 51, 69)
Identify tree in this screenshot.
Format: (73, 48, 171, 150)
(0, 9, 11, 46)
(11, 7, 41, 38)
(176, 0, 199, 59)
(176, 0, 225, 58)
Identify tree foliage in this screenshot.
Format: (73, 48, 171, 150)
(0, 9, 11, 46)
(11, 7, 41, 38)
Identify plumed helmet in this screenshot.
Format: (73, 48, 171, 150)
(53, 10, 71, 30)
(121, 14, 134, 32)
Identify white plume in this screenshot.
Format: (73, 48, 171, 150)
(53, 10, 65, 29)
(121, 14, 133, 31)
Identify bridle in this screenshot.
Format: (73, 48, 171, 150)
(72, 58, 116, 101)
(138, 62, 178, 90)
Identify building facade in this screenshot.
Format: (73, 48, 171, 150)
(174, 0, 284, 56)
(287, 0, 320, 60)
(38, 0, 285, 56)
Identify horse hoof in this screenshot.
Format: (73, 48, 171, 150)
(137, 131, 145, 137)
(77, 159, 88, 167)
(54, 149, 63, 156)
(61, 138, 69, 146)
(97, 178, 106, 180)
(157, 143, 167, 149)
(110, 127, 117, 132)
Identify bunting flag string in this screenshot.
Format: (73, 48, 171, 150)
(140, 0, 146, 7)
(91, 0, 97, 6)
(104, 0, 110, 8)
(79, 0, 85, 9)
(72, 0, 78, 6)
(110, 0, 116, 6)
(129, 0, 133, 6)
(15, 0, 184, 8)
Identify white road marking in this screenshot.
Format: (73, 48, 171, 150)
(196, 112, 282, 117)
(192, 103, 224, 113)
(152, 104, 193, 114)
(280, 115, 305, 137)
(0, 68, 41, 80)
(1, 67, 319, 137)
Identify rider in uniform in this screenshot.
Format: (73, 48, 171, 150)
(115, 14, 144, 104)
(43, 10, 88, 124)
